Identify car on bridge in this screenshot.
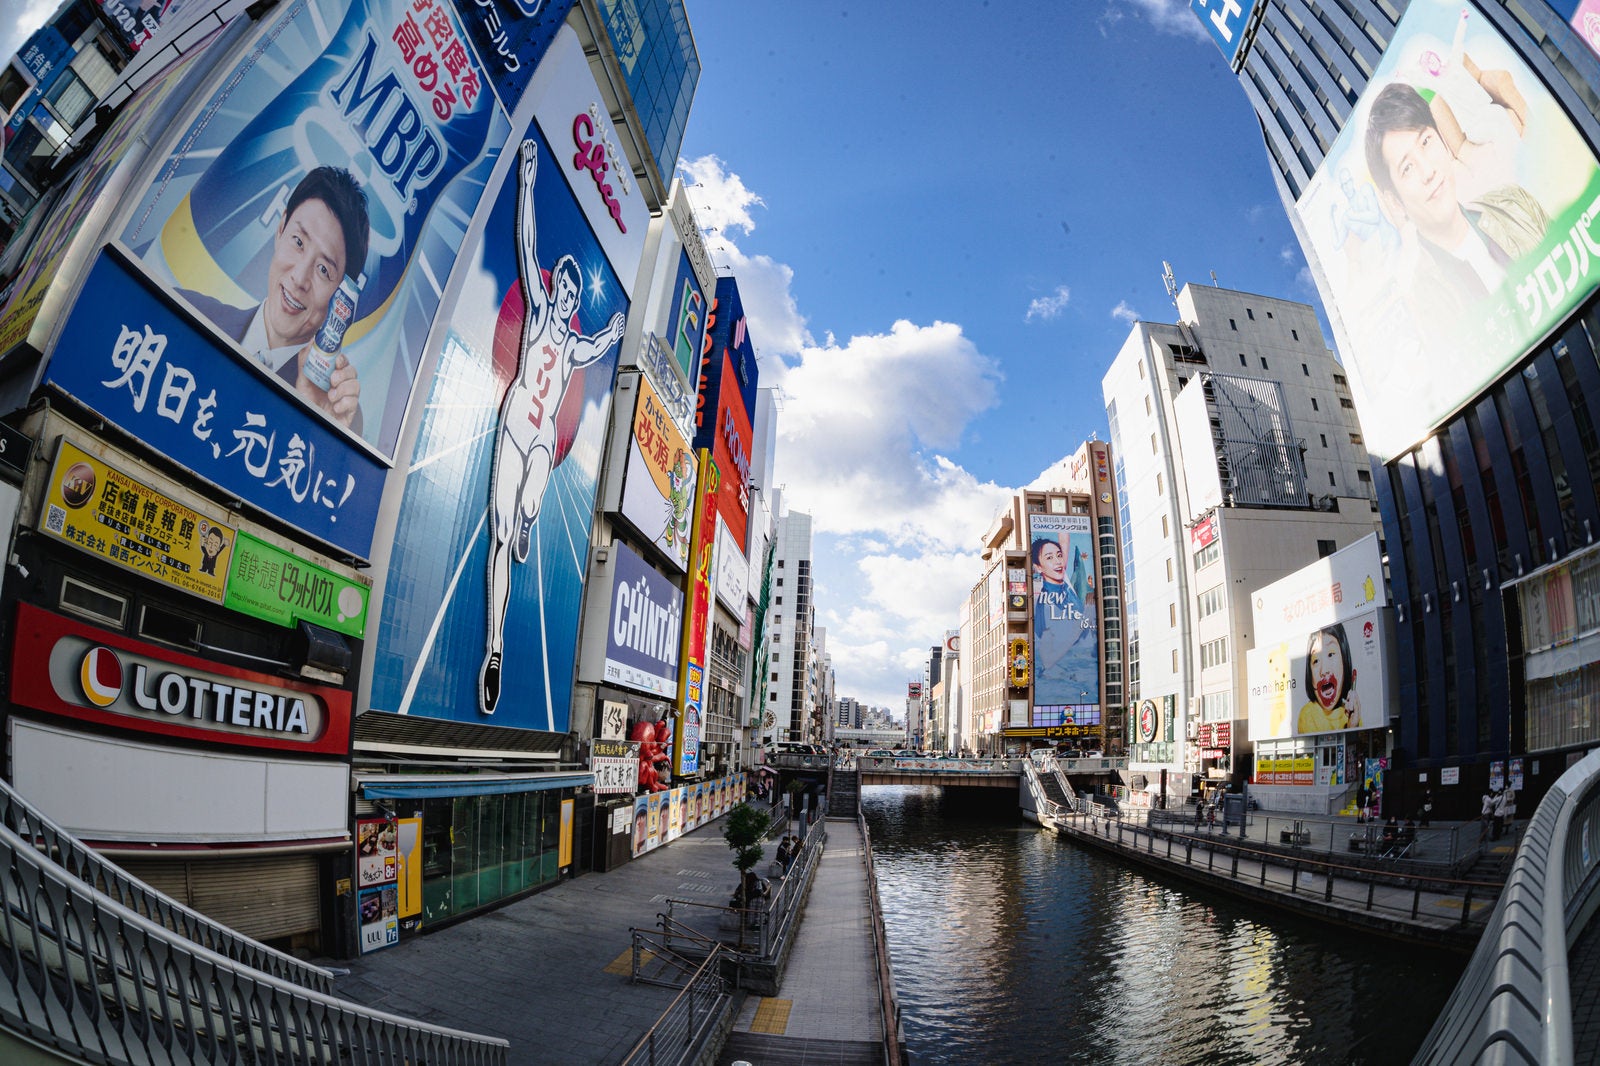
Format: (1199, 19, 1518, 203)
(866, 749, 895, 758)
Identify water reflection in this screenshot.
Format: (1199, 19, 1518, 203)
(863, 786, 1463, 1066)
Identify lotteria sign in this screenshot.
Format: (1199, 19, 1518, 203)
(9, 602, 350, 754)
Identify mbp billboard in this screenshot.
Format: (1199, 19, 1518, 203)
(369, 38, 633, 727)
(115, 0, 518, 461)
(1027, 513, 1099, 710)
(1294, 0, 1600, 460)
(1247, 535, 1389, 739)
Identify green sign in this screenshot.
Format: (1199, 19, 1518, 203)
(223, 530, 369, 638)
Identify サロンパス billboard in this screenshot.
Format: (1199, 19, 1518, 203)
(1294, 0, 1600, 459)
(1027, 513, 1099, 708)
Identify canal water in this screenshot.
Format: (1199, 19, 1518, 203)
(862, 786, 1467, 1066)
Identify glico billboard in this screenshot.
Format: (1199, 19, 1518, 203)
(369, 25, 640, 730)
(1293, 0, 1600, 460)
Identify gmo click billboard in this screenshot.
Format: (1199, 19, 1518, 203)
(1027, 513, 1100, 716)
(1294, 0, 1600, 461)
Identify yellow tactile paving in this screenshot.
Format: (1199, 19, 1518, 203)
(749, 997, 793, 1034)
(602, 947, 650, 976)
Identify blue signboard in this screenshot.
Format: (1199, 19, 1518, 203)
(1191, 0, 1260, 68)
(695, 276, 758, 451)
(46, 251, 387, 557)
(604, 541, 683, 698)
(18, 27, 72, 85)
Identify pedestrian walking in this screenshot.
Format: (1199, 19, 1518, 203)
(1492, 787, 1511, 841)
(1420, 788, 1434, 828)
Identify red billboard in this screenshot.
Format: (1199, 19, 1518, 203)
(708, 350, 752, 552)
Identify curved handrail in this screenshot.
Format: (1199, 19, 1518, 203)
(1413, 747, 1600, 1064)
(0, 819, 508, 1065)
(857, 810, 904, 1066)
(0, 774, 335, 994)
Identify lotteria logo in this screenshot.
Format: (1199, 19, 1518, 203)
(76, 647, 311, 735)
(81, 647, 123, 708)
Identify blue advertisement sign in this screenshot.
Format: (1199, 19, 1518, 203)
(696, 276, 757, 450)
(604, 541, 683, 698)
(46, 251, 387, 556)
(369, 110, 627, 730)
(1190, 0, 1260, 67)
(118, 0, 513, 460)
(1027, 513, 1100, 708)
(18, 27, 72, 85)
(458, 0, 575, 113)
(665, 248, 707, 385)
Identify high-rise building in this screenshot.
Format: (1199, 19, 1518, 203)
(762, 507, 815, 745)
(1202, 0, 1600, 810)
(1102, 282, 1382, 800)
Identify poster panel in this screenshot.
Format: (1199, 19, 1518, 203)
(1026, 513, 1099, 706)
(117, 0, 513, 459)
(1293, 0, 1600, 459)
(603, 541, 682, 699)
(369, 104, 627, 727)
(619, 371, 695, 571)
(1251, 608, 1387, 738)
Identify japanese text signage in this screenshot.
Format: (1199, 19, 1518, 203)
(356, 817, 399, 953)
(40, 439, 235, 604)
(45, 252, 387, 557)
(224, 530, 371, 638)
(620, 371, 696, 572)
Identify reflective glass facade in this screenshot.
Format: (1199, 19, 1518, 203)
(598, 0, 700, 180)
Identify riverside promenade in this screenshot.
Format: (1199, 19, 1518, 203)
(1051, 806, 1509, 952)
(321, 809, 887, 1066)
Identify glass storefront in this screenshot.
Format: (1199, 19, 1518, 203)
(418, 790, 566, 923)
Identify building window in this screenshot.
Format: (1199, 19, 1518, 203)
(1292, 329, 1299, 341)
(1200, 636, 1229, 669)
(1151, 432, 1158, 454)
(1302, 363, 1309, 376)
(1239, 353, 1247, 366)
(1329, 471, 1337, 486)
(1320, 433, 1328, 447)
(1172, 649, 1179, 672)
(1311, 397, 1319, 411)
(1161, 515, 1170, 538)
(1230, 319, 1237, 330)
(1333, 373, 1346, 385)
(1350, 433, 1363, 445)
(1170, 603, 1177, 626)
(1156, 473, 1164, 494)
(1145, 396, 1152, 415)
(1194, 540, 1220, 569)
(1340, 397, 1355, 408)
(1198, 585, 1225, 618)
(1317, 539, 1336, 557)
(776, 578, 783, 586)
(1247, 308, 1255, 320)
(1261, 357, 1269, 369)
(1139, 361, 1146, 379)
(1166, 558, 1174, 581)
(1358, 469, 1372, 483)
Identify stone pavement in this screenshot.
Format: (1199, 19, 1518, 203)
(323, 814, 754, 1065)
(718, 817, 884, 1066)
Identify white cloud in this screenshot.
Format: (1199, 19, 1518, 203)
(683, 154, 1020, 708)
(0, 0, 57, 73)
(1024, 284, 1071, 323)
(1111, 300, 1140, 325)
(1101, 0, 1209, 41)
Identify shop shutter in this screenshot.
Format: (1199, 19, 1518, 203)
(120, 855, 320, 942)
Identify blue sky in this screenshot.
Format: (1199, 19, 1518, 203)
(677, 1, 1325, 715)
(2, 0, 1328, 717)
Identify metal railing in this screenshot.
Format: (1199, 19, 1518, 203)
(0, 819, 509, 1064)
(1413, 747, 1600, 1064)
(857, 811, 904, 1066)
(1146, 806, 1481, 871)
(0, 774, 335, 995)
(1021, 760, 1077, 825)
(658, 817, 825, 962)
(615, 946, 730, 1066)
(1067, 810, 1499, 937)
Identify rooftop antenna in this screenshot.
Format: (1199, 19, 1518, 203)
(1211, 270, 1220, 287)
(1162, 260, 1180, 313)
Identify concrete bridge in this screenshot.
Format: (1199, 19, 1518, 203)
(762, 752, 1126, 791)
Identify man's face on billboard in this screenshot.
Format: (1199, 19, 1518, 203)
(1378, 124, 1461, 240)
(265, 198, 347, 351)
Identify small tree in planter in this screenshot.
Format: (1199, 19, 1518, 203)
(722, 801, 772, 911)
